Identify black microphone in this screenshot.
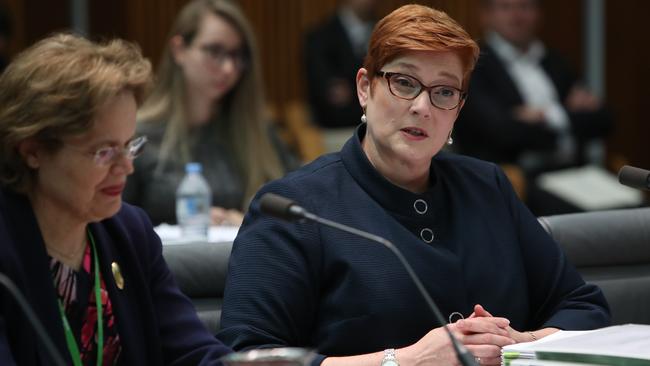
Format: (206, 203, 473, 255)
(0, 272, 66, 366)
(259, 193, 479, 366)
(618, 165, 650, 190)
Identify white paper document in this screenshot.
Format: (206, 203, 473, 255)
(536, 165, 644, 211)
(510, 360, 602, 366)
(502, 324, 650, 366)
(154, 224, 240, 245)
(502, 330, 592, 364)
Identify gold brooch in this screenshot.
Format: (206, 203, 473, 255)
(111, 262, 125, 290)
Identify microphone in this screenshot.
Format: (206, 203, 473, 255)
(259, 193, 479, 366)
(0, 272, 66, 366)
(618, 165, 650, 190)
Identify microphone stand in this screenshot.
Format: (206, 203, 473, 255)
(0, 273, 67, 366)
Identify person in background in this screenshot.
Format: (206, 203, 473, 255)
(454, 0, 612, 214)
(0, 33, 230, 365)
(124, 0, 296, 227)
(218, 4, 609, 366)
(304, 0, 378, 128)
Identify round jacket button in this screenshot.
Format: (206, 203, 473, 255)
(420, 228, 434, 243)
(414, 199, 428, 214)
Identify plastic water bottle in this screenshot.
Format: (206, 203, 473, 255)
(176, 162, 212, 239)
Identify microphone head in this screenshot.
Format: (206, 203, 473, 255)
(618, 165, 650, 191)
(259, 193, 303, 221)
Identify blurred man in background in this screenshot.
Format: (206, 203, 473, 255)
(304, 0, 378, 129)
(455, 0, 612, 214)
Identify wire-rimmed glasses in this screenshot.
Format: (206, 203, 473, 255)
(65, 135, 148, 166)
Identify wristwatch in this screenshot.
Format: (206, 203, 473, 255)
(381, 348, 399, 366)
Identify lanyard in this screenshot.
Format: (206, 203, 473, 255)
(57, 228, 103, 366)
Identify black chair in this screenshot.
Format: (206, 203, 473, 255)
(539, 207, 650, 325)
(164, 207, 650, 334)
(163, 241, 232, 333)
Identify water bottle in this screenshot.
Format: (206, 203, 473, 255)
(176, 162, 212, 239)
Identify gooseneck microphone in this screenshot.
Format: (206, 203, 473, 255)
(618, 165, 650, 191)
(259, 193, 478, 366)
(0, 272, 66, 366)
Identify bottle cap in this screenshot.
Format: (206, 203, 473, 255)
(185, 162, 202, 174)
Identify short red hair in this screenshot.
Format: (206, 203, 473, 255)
(364, 4, 479, 90)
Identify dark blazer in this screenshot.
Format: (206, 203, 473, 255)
(455, 42, 612, 170)
(304, 14, 365, 128)
(217, 125, 610, 365)
(0, 188, 230, 365)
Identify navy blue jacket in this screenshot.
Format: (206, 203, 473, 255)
(0, 188, 230, 365)
(218, 125, 610, 364)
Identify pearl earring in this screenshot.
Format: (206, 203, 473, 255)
(447, 135, 454, 145)
(360, 114, 367, 123)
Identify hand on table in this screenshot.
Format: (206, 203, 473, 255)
(210, 207, 244, 226)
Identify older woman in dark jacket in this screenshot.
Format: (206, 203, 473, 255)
(0, 33, 230, 365)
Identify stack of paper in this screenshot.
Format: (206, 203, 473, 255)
(510, 361, 602, 366)
(502, 330, 592, 365)
(502, 324, 650, 366)
(536, 165, 644, 211)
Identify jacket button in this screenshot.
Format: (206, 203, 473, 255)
(420, 228, 434, 243)
(414, 199, 428, 214)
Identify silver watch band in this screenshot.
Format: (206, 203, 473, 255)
(381, 348, 398, 366)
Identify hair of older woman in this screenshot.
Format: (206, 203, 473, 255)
(0, 33, 152, 193)
(364, 4, 480, 90)
(138, 0, 284, 210)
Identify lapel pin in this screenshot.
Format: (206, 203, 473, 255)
(111, 262, 125, 290)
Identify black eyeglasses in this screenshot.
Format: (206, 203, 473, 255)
(199, 43, 248, 71)
(376, 71, 466, 110)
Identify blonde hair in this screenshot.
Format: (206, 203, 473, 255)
(138, 0, 284, 210)
(0, 33, 152, 192)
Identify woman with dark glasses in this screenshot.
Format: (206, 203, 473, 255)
(219, 4, 610, 366)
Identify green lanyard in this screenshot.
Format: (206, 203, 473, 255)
(57, 228, 103, 366)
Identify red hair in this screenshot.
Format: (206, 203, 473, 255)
(364, 4, 479, 89)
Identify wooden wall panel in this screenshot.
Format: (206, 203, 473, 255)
(3, 0, 67, 55)
(537, 1, 583, 74)
(3, 0, 24, 56)
(6, 0, 649, 171)
(5, 0, 486, 112)
(605, 0, 650, 170)
(234, 0, 483, 108)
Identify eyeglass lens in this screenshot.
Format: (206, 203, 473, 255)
(386, 73, 462, 110)
(200, 43, 247, 69)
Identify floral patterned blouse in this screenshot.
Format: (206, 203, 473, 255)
(49, 244, 121, 365)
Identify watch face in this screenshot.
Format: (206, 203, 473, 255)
(382, 360, 399, 366)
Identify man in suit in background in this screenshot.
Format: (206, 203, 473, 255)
(455, 0, 612, 214)
(304, 0, 377, 129)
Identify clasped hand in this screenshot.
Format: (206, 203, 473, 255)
(401, 305, 521, 366)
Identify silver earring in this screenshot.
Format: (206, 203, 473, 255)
(447, 135, 454, 145)
(360, 114, 367, 123)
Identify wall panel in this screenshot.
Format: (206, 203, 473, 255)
(6, 0, 648, 171)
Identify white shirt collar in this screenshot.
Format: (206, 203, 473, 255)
(338, 7, 374, 54)
(486, 31, 546, 65)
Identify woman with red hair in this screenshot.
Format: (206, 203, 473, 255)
(218, 4, 609, 366)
